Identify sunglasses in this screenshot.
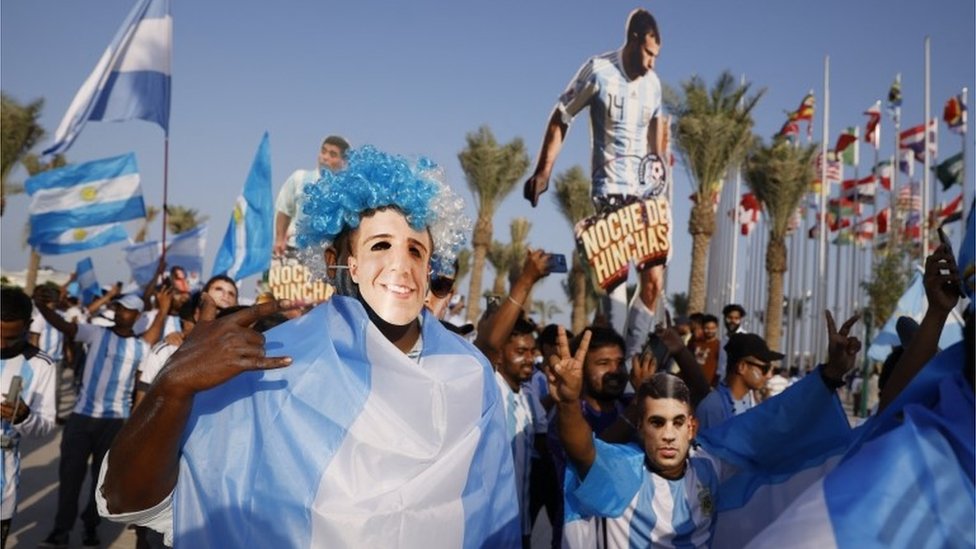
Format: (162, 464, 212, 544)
(743, 359, 772, 374)
(429, 275, 455, 299)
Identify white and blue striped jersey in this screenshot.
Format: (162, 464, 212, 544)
(557, 50, 662, 198)
(2, 345, 58, 520)
(74, 324, 149, 419)
(133, 309, 182, 338)
(564, 439, 729, 548)
(494, 372, 547, 536)
(137, 340, 178, 388)
(30, 308, 65, 361)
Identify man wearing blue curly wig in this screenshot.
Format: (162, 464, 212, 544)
(96, 146, 522, 548)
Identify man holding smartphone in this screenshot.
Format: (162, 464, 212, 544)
(1, 288, 58, 547)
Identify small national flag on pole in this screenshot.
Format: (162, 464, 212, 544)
(898, 149, 916, 177)
(933, 151, 964, 191)
(864, 101, 882, 149)
(791, 91, 816, 138)
(124, 239, 163, 286)
(872, 160, 894, 190)
(931, 194, 964, 227)
(943, 93, 967, 135)
(212, 132, 273, 280)
(835, 127, 859, 166)
(876, 207, 890, 235)
(43, 0, 172, 156)
(897, 182, 923, 214)
(887, 75, 902, 124)
(75, 257, 101, 305)
(738, 193, 761, 236)
(26, 153, 145, 248)
(899, 120, 938, 163)
(840, 175, 878, 203)
(828, 197, 860, 220)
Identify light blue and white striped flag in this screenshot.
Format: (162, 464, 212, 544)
(173, 297, 521, 547)
(75, 257, 102, 305)
(123, 239, 161, 287)
(33, 222, 130, 255)
(745, 343, 973, 548)
(212, 132, 273, 280)
(27, 153, 145, 248)
(166, 224, 207, 280)
(43, 0, 171, 156)
(123, 224, 207, 287)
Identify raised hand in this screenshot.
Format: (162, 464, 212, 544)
(523, 172, 550, 208)
(547, 327, 591, 404)
(630, 350, 657, 392)
(157, 294, 295, 399)
(156, 285, 174, 313)
(823, 310, 861, 383)
(655, 309, 685, 355)
(521, 248, 552, 284)
(923, 244, 961, 315)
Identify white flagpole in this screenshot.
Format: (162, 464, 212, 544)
(922, 37, 932, 260)
(815, 56, 830, 364)
(963, 88, 971, 212)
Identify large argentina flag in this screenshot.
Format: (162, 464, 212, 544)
(174, 296, 520, 547)
(27, 153, 145, 246)
(43, 0, 171, 156)
(746, 343, 974, 548)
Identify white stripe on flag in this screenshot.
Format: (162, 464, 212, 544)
(115, 17, 172, 74)
(29, 173, 141, 214)
(227, 197, 248, 279)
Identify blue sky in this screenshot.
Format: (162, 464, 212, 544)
(2, 1, 973, 325)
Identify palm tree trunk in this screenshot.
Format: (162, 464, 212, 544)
(492, 273, 507, 295)
(687, 197, 716, 313)
(571, 256, 587, 333)
(466, 215, 492, 323)
(764, 236, 788, 351)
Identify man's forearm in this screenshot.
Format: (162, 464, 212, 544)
(474, 276, 535, 355)
(102, 374, 193, 513)
(531, 111, 568, 176)
(275, 212, 292, 246)
(556, 399, 596, 477)
(672, 347, 710, 407)
(879, 308, 950, 411)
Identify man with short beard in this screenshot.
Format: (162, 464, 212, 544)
(494, 317, 548, 548)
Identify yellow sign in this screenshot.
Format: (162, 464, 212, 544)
(574, 196, 671, 291)
(267, 262, 334, 305)
(80, 186, 98, 201)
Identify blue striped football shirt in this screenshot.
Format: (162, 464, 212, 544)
(556, 50, 662, 198)
(30, 308, 65, 361)
(74, 324, 149, 418)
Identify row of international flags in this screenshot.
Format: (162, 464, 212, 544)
(740, 81, 968, 247)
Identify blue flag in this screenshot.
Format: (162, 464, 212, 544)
(76, 257, 101, 305)
(33, 222, 130, 256)
(173, 297, 520, 547)
(124, 239, 162, 287)
(166, 224, 207, 280)
(27, 153, 145, 247)
(212, 132, 273, 280)
(43, 0, 171, 156)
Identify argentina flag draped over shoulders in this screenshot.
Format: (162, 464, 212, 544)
(173, 296, 520, 548)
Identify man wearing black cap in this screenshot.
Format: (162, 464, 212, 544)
(695, 332, 783, 431)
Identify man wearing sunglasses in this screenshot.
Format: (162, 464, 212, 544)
(695, 333, 782, 431)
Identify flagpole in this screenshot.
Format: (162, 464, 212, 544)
(161, 136, 170, 263)
(815, 55, 830, 365)
(892, 74, 903, 252)
(963, 87, 970, 213)
(922, 37, 931, 260)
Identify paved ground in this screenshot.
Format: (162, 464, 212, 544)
(6, 369, 133, 549)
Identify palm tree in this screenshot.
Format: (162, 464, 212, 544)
(454, 247, 472, 286)
(486, 240, 511, 295)
(554, 166, 596, 332)
(458, 126, 530, 322)
(165, 205, 208, 235)
(532, 299, 563, 326)
(666, 72, 763, 313)
(134, 205, 161, 243)
(506, 217, 532, 287)
(1, 93, 46, 216)
(743, 137, 816, 350)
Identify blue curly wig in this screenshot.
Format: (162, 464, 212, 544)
(296, 145, 470, 278)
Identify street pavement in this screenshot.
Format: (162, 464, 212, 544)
(6, 369, 133, 549)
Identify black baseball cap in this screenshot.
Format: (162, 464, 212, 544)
(724, 333, 784, 364)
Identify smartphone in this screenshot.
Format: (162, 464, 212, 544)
(5, 376, 23, 406)
(546, 253, 568, 273)
(640, 333, 671, 371)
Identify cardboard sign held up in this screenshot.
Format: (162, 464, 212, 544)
(574, 195, 672, 291)
(267, 260, 334, 305)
